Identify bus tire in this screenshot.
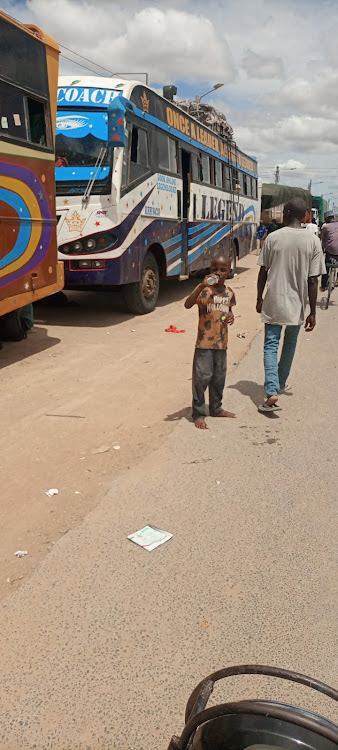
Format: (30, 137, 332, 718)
(229, 243, 237, 277)
(123, 251, 159, 314)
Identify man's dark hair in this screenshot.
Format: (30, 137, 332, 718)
(284, 197, 307, 221)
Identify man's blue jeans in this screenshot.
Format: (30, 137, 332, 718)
(264, 324, 301, 397)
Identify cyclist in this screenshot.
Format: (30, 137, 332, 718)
(320, 210, 338, 290)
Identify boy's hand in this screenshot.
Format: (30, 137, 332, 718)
(225, 311, 234, 325)
(256, 299, 263, 313)
(201, 274, 217, 289)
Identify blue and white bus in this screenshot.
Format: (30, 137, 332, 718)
(55, 77, 260, 314)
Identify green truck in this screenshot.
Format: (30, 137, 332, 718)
(312, 196, 328, 225)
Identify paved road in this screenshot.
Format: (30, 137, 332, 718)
(0, 299, 337, 750)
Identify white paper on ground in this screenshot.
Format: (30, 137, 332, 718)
(127, 525, 173, 552)
(45, 488, 58, 497)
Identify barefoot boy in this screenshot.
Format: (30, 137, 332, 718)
(184, 256, 236, 429)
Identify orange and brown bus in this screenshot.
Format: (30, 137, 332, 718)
(0, 11, 63, 319)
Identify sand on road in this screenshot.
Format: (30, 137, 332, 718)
(1, 252, 262, 600)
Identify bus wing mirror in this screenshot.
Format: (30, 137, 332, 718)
(107, 97, 136, 148)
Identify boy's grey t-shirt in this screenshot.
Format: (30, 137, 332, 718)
(258, 227, 326, 325)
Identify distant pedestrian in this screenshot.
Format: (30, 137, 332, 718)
(305, 217, 319, 236)
(320, 210, 338, 290)
(256, 219, 268, 249)
(256, 197, 325, 413)
(268, 219, 279, 233)
(184, 256, 236, 429)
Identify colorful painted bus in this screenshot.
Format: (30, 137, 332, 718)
(0, 11, 63, 319)
(55, 76, 259, 314)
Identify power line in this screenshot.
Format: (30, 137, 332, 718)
(59, 42, 148, 84)
(260, 167, 338, 171)
(59, 44, 116, 77)
(60, 51, 109, 76)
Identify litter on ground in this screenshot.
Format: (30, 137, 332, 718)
(165, 325, 185, 333)
(128, 525, 173, 552)
(45, 488, 58, 497)
(183, 457, 212, 464)
(14, 550, 27, 558)
(113, 445, 121, 450)
(92, 445, 110, 454)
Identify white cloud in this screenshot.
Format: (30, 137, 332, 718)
(242, 49, 284, 79)
(279, 160, 306, 170)
(5, 0, 338, 196)
(26, 0, 236, 83)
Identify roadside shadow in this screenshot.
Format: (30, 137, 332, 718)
(228, 380, 281, 418)
(165, 406, 192, 422)
(317, 295, 336, 311)
(233, 265, 251, 276)
(34, 290, 134, 329)
(228, 380, 263, 407)
(0, 326, 60, 371)
(34, 280, 198, 328)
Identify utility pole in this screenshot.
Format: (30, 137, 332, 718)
(274, 165, 280, 184)
(307, 179, 312, 192)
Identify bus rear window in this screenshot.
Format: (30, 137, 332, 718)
(27, 96, 47, 146)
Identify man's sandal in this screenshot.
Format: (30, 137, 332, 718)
(258, 401, 282, 413)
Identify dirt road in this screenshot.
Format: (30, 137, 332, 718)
(0, 276, 337, 750)
(1, 253, 261, 600)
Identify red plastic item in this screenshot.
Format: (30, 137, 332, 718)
(165, 325, 185, 333)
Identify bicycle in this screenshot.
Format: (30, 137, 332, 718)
(325, 261, 338, 310)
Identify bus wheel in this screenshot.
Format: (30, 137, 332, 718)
(230, 243, 237, 277)
(123, 251, 160, 314)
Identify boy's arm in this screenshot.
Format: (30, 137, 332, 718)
(226, 289, 236, 324)
(184, 278, 209, 309)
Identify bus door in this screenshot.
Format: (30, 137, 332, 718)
(180, 149, 191, 275)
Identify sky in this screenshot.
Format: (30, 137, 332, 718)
(4, 0, 338, 205)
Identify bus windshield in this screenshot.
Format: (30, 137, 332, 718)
(55, 110, 111, 193)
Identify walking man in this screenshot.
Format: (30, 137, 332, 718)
(256, 197, 325, 413)
(256, 219, 268, 249)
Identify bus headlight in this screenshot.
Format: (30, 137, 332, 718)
(85, 238, 97, 250)
(59, 232, 117, 255)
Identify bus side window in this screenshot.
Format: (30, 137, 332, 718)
(198, 153, 203, 181)
(252, 177, 258, 199)
(209, 158, 216, 186)
(26, 96, 47, 146)
(232, 168, 239, 191)
(156, 130, 178, 173)
(243, 172, 248, 196)
(201, 153, 210, 184)
(238, 171, 244, 194)
(215, 160, 222, 188)
(121, 128, 129, 187)
(129, 125, 149, 182)
(222, 163, 231, 191)
(191, 154, 199, 182)
(168, 137, 178, 173)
